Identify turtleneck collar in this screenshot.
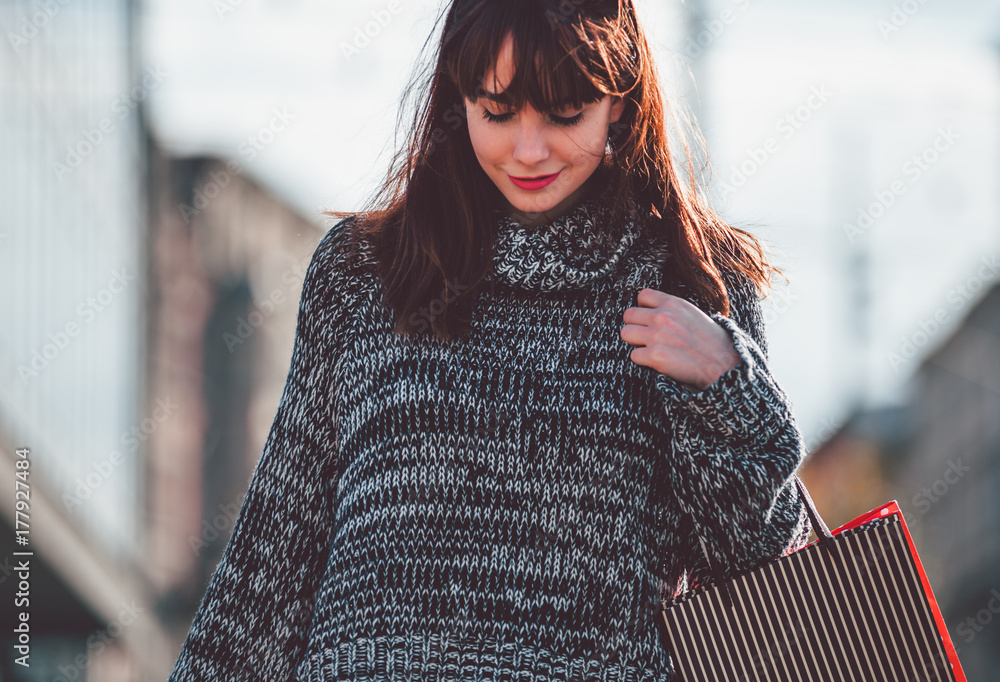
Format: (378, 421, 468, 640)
(489, 191, 645, 293)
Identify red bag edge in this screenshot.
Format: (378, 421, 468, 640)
(804, 499, 967, 682)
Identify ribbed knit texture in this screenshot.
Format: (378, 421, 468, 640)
(168, 193, 812, 682)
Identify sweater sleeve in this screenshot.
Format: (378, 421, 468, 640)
(168, 218, 359, 681)
(653, 271, 812, 588)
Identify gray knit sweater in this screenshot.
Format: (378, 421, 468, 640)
(168, 194, 811, 681)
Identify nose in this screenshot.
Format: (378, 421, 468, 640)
(511, 113, 550, 170)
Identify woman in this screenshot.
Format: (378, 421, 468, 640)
(169, 0, 811, 680)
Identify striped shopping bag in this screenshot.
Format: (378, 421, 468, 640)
(656, 476, 967, 681)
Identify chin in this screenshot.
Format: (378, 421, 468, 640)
(501, 183, 574, 214)
(507, 195, 561, 213)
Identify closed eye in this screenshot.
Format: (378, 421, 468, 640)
(482, 109, 515, 124)
(550, 111, 585, 127)
(481, 108, 585, 127)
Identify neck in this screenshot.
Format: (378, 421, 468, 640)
(504, 166, 605, 228)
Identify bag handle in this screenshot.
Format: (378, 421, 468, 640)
(689, 474, 838, 609)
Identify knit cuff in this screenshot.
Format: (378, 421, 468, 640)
(652, 312, 791, 445)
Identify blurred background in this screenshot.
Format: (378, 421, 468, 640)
(2, 0, 999, 679)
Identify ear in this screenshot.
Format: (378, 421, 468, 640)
(609, 95, 626, 124)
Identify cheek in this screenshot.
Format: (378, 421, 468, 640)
(467, 119, 504, 164)
(580, 117, 612, 154)
(556, 122, 608, 164)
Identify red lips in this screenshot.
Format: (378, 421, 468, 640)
(508, 170, 561, 191)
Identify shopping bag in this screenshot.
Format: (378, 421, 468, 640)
(656, 476, 967, 681)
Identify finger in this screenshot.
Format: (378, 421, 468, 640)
(620, 323, 651, 347)
(636, 287, 672, 308)
(621, 306, 658, 327)
(628, 345, 657, 369)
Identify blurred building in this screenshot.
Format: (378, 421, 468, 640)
(801, 279, 1000, 680)
(143, 150, 327, 648)
(0, 0, 171, 678)
(0, 0, 328, 677)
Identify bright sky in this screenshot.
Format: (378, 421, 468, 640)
(141, 0, 1000, 451)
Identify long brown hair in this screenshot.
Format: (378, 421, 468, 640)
(325, 0, 786, 341)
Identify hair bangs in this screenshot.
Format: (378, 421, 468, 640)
(445, 1, 613, 113)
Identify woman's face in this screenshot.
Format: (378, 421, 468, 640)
(463, 35, 625, 214)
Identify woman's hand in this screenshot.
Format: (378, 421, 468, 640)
(620, 287, 741, 391)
